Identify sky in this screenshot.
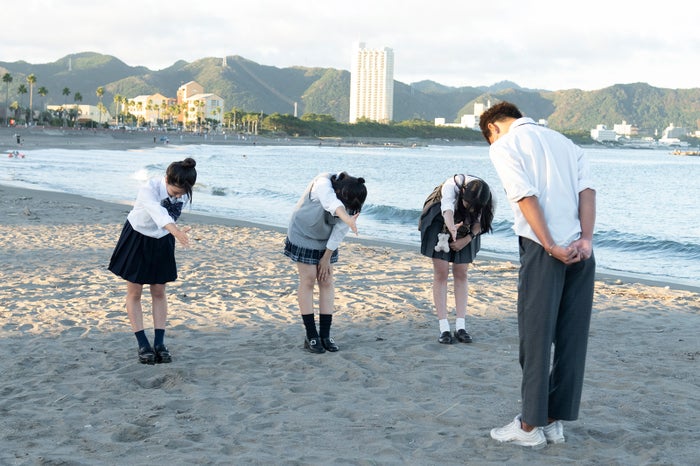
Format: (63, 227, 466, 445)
(4, 0, 699, 91)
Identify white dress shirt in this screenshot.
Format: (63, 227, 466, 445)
(127, 177, 188, 239)
(489, 118, 594, 247)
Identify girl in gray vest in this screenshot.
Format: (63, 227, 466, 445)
(284, 172, 367, 354)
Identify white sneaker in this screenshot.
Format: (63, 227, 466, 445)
(490, 415, 547, 449)
(543, 420, 565, 444)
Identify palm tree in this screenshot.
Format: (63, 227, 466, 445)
(113, 94, 123, 125)
(37, 86, 48, 124)
(73, 92, 83, 126)
(62, 88, 71, 127)
(96, 86, 104, 125)
(3, 73, 12, 125)
(97, 102, 107, 126)
(17, 84, 28, 123)
(26, 74, 37, 125)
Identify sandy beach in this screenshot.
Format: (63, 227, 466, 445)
(1, 181, 698, 466)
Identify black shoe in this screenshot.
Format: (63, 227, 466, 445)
(138, 346, 156, 365)
(304, 336, 326, 354)
(154, 344, 172, 363)
(321, 337, 339, 352)
(438, 331, 453, 344)
(454, 329, 473, 343)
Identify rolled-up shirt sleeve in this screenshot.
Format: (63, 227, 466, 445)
(311, 175, 348, 251)
(490, 145, 539, 203)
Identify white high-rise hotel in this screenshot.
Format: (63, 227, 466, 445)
(349, 42, 394, 123)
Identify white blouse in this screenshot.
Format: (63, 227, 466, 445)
(127, 177, 188, 239)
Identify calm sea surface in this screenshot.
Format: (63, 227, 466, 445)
(2, 143, 699, 288)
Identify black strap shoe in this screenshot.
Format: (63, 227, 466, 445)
(438, 331, 453, 344)
(154, 344, 172, 363)
(454, 329, 473, 343)
(304, 337, 326, 353)
(321, 337, 339, 352)
(138, 346, 156, 365)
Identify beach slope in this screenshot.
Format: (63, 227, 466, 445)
(1, 184, 698, 465)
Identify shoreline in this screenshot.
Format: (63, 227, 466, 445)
(3, 181, 698, 293)
(2, 125, 482, 152)
(1, 182, 699, 464)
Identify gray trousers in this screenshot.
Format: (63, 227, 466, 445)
(517, 237, 595, 427)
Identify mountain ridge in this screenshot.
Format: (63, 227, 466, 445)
(2, 51, 699, 134)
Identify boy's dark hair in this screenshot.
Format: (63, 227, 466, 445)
(331, 172, 367, 213)
(166, 157, 197, 201)
(478, 101, 523, 142)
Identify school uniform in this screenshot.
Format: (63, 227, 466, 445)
(284, 173, 349, 265)
(109, 177, 188, 284)
(419, 174, 481, 263)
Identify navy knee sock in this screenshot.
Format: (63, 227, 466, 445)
(134, 330, 151, 349)
(302, 314, 318, 339)
(154, 328, 165, 347)
(319, 314, 333, 339)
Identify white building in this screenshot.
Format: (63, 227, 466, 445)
(349, 42, 394, 123)
(176, 81, 224, 128)
(613, 120, 637, 137)
(130, 93, 176, 126)
(47, 104, 112, 125)
(435, 101, 490, 130)
(590, 124, 617, 142)
(658, 123, 689, 146)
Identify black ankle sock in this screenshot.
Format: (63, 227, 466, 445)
(302, 314, 318, 339)
(134, 330, 151, 349)
(319, 314, 333, 339)
(154, 328, 165, 347)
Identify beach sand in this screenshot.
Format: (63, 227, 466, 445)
(1, 181, 699, 465)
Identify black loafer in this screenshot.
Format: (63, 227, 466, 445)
(438, 331, 453, 344)
(154, 344, 172, 363)
(454, 329, 473, 343)
(304, 337, 326, 353)
(138, 346, 156, 365)
(321, 337, 339, 352)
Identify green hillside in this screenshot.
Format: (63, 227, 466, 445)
(2, 52, 700, 135)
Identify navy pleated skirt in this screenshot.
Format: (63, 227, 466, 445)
(108, 221, 177, 284)
(419, 203, 480, 264)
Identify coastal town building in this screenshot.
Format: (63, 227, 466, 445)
(130, 93, 176, 126)
(46, 104, 112, 125)
(435, 101, 490, 130)
(613, 120, 638, 137)
(349, 42, 394, 123)
(658, 123, 688, 146)
(590, 124, 617, 142)
(176, 81, 224, 129)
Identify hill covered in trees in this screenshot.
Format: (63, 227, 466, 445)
(2, 51, 700, 136)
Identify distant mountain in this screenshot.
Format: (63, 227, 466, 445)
(2, 52, 699, 134)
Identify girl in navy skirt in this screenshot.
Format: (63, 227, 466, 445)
(109, 158, 197, 364)
(284, 172, 367, 354)
(419, 175, 494, 344)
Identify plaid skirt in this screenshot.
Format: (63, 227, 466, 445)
(108, 221, 177, 284)
(284, 237, 338, 265)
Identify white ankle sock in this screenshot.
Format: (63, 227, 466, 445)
(439, 319, 450, 333)
(455, 318, 466, 330)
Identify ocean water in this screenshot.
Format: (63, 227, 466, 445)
(2, 143, 699, 288)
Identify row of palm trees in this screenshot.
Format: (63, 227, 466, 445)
(2, 72, 91, 127)
(3, 71, 264, 133)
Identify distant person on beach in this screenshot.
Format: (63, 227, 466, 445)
(284, 172, 367, 353)
(480, 101, 596, 449)
(418, 174, 494, 344)
(108, 158, 197, 365)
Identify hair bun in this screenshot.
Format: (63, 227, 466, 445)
(357, 177, 365, 184)
(182, 157, 197, 169)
